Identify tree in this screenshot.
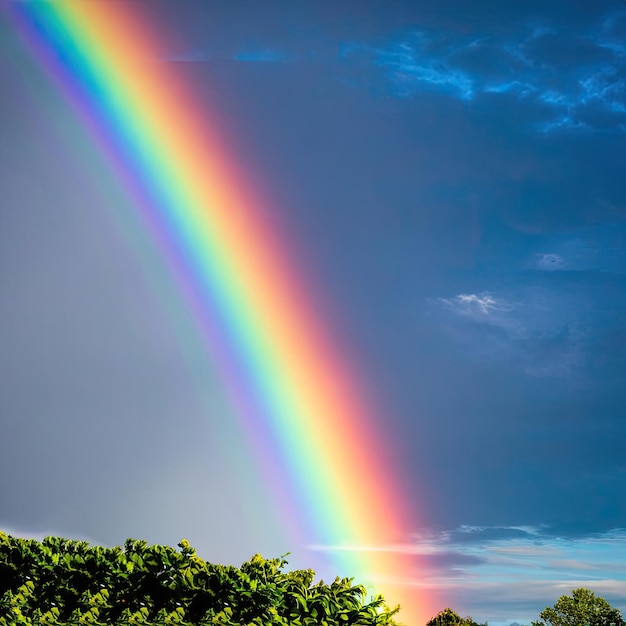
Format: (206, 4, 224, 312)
(533, 588, 625, 626)
(0, 531, 401, 625)
(427, 607, 485, 626)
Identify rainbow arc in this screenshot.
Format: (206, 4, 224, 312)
(6, 2, 432, 622)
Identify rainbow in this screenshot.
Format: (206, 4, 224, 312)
(5, 2, 431, 622)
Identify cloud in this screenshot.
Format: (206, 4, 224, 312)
(340, 10, 626, 134)
(157, 7, 626, 134)
(439, 292, 512, 320)
(369, 35, 475, 100)
(438, 291, 522, 336)
(342, 35, 476, 100)
(533, 253, 566, 271)
(311, 526, 626, 623)
(526, 223, 626, 274)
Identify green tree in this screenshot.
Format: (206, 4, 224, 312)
(532, 588, 624, 626)
(0, 531, 401, 625)
(427, 607, 485, 626)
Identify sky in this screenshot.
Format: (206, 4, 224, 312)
(1, 0, 626, 623)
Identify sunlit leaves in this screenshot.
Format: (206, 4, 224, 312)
(0, 531, 400, 625)
(532, 588, 625, 626)
(426, 608, 485, 626)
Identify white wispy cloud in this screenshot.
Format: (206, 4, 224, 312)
(439, 292, 512, 320)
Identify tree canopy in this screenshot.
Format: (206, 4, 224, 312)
(0, 531, 400, 625)
(426, 607, 485, 626)
(532, 588, 625, 626)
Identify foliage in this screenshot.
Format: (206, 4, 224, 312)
(532, 588, 625, 626)
(426, 607, 485, 626)
(0, 531, 400, 625)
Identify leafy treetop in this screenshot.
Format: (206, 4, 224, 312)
(426, 607, 486, 626)
(0, 531, 400, 625)
(532, 588, 625, 626)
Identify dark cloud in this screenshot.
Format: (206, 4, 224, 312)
(339, 10, 626, 134)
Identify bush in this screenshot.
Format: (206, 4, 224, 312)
(0, 531, 400, 625)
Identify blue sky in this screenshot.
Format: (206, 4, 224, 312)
(1, 1, 626, 623)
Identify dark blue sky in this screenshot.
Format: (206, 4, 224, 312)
(1, 1, 625, 623)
